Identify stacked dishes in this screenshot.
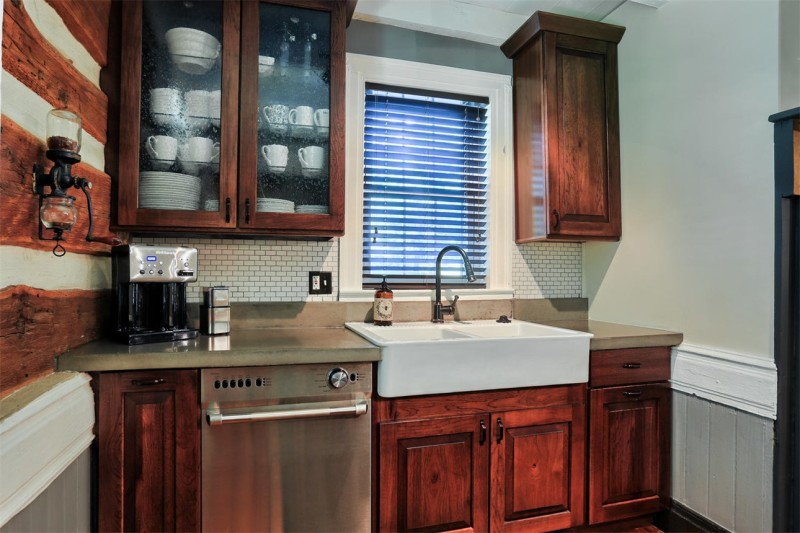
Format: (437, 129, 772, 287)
(165, 27, 221, 75)
(139, 171, 202, 210)
(295, 205, 328, 214)
(256, 198, 294, 213)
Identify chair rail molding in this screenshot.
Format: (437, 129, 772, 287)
(0, 373, 94, 527)
(671, 343, 777, 419)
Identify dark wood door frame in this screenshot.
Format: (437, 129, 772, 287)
(769, 107, 800, 533)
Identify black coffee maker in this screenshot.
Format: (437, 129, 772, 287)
(112, 244, 199, 345)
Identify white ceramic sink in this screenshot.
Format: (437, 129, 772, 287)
(345, 319, 592, 397)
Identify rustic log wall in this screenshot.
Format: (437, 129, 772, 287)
(1, 0, 118, 397)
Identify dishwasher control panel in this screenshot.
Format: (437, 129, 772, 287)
(201, 363, 372, 403)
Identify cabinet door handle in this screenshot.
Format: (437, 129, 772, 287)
(479, 419, 487, 445)
(245, 198, 251, 224)
(225, 197, 231, 223)
(623, 390, 643, 398)
(131, 378, 166, 387)
(553, 209, 561, 231)
(622, 362, 642, 369)
(496, 417, 504, 443)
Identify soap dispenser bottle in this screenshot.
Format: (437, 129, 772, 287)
(373, 277, 393, 326)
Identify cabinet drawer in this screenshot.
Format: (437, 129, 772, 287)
(590, 347, 671, 387)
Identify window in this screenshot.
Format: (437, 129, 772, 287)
(342, 54, 513, 301)
(362, 84, 489, 287)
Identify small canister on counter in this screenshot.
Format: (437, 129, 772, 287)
(201, 286, 230, 335)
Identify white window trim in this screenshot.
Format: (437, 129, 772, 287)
(341, 53, 514, 302)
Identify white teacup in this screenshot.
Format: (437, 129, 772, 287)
(261, 144, 288, 172)
(145, 135, 177, 170)
(314, 108, 329, 128)
(179, 137, 220, 174)
(298, 145, 325, 169)
(289, 106, 314, 127)
(150, 88, 181, 115)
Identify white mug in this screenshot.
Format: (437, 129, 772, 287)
(208, 90, 222, 119)
(314, 108, 329, 128)
(298, 145, 325, 169)
(289, 106, 314, 126)
(184, 90, 210, 117)
(179, 137, 220, 163)
(150, 88, 181, 115)
(261, 144, 288, 170)
(145, 135, 178, 160)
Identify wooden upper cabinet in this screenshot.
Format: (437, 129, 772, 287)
(502, 12, 625, 242)
(111, 0, 346, 237)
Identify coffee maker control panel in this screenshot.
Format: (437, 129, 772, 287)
(114, 245, 198, 283)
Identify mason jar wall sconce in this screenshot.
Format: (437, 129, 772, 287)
(32, 109, 96, 256)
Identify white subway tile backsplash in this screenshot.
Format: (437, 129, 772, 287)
(132, 237, 580, 302)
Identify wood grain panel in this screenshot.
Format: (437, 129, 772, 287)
(0, 285, 111, 396)
(45, 0, 111, 66)
(379, 415, 488, 532)
(590, 347, 672, 388)
(2, 0, 108, 143)
(375, 384, 584, 422)
(1, 117, 119, 254)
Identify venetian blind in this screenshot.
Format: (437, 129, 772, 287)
(362, 83, 490, 287)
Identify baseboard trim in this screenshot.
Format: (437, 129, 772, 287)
(656, 500, 730, 533)
(671, 344, 777, 419)
(0, 372, 94, 527)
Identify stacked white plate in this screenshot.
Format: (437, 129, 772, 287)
(295, 204, 328, 214)
(139, 171, 201, 210)
(256, 198, 294, 213)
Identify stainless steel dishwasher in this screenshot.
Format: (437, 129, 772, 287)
(201, 363, 372, 532)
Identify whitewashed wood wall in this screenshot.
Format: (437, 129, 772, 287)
(672, 391, 774, 532)
(0, 450, 90, 532)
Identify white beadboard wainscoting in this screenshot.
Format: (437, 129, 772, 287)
(670, 344, 776, 532)
(0, 373, 94, 529)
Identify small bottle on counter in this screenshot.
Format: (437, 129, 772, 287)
(373, 277, 393, 326)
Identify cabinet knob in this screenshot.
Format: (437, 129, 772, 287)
(622, 390, 643, 398)
(225, 197, 231, 223)
(245, 198, 251, 224)
(479, 419, 487, 445)
(553, 209, 561, 231)
(496, 417, 504, 443)
(622, 362, 642, 369)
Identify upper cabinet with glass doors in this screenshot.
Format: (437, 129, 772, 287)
(113, 0, 348, 237)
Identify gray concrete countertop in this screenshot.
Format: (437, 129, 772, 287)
(56, 317, 682, 373)
(546, 320, 683, 351)
(57, 327, 381, 372)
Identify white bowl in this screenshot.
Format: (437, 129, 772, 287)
(151, 112, 181, 128)
(171, 53, 216, 75)
(166, 27, 220, 50)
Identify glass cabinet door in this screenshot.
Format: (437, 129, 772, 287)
(117, 0, 238, 228)
(239, 0, 345, 235)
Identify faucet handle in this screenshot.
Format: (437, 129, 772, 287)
(451, 295, 460, 309)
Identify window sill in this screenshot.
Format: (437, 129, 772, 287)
(339, 288, 514, 302)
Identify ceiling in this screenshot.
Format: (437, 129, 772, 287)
(352, 0, 658, 46)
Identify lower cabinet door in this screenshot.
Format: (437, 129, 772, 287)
(490, 405, 586, 532)
(378, 414, 490, 532)
(96, 370, 200, 532)
(588, 383, 671, 524)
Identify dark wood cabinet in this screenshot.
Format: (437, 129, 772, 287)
(112, 0, 347, 237)
(587, 347, 671, 524)
(502, 12, 625, 242)
(95, 370, 200, 532)
(376, 385, 586, 532)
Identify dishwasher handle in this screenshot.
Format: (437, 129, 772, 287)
(206, 399, 369, 426)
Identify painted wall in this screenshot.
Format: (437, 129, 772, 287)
(586, 0, 780, 359)
(779, 0, 800, 110)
